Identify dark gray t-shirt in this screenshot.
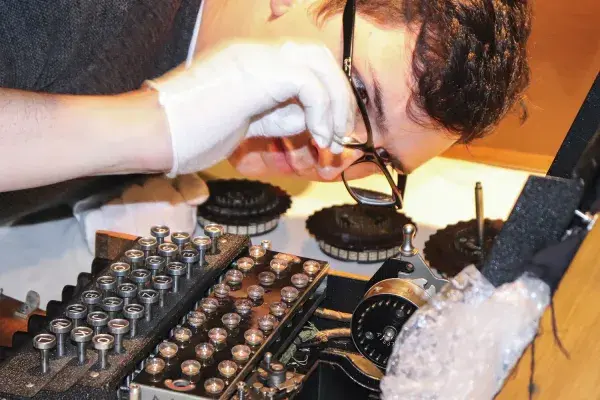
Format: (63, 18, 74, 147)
(0, 0, 202, 223)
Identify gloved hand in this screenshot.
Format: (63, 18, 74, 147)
(73, 174, 209, 254)
(145, 41, 355, 177)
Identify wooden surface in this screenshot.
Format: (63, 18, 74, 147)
(0, 294, 45, 348)
(497, 220, 600, 399)
(442, 146, 553, 174)
(443, 0, 600, 169)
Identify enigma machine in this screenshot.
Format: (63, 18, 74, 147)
(0, 76, 598, 400)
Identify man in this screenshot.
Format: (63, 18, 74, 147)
(0, 0, 531, 302)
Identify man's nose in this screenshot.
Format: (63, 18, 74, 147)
(314, 144, 363, 181)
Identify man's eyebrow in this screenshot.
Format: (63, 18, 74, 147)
(370, 62, 389, 137)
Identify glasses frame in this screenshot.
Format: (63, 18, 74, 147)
(340, 0, 406, 209)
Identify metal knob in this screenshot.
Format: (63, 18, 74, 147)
(158, 242, 178, 265)
(96, 275, 117, 297)
(181, 359, 201, 381)
(199, 297, 219, 315)
(234, 299, 253, 317)
(247, 285, 265, 302)
(261, 240, 272, 250)
(130, 268, 152, 291)
(208, 327, 228, 347)
(269, 302, 287, 319)
(146, 256, 166, 277)
(166, 262, 186, 293)
(186, 311, 207, 331)
(70, 326, 93, 364)
(158, 340, 178, 363)
(281, 286, 299, 304)
(152, 275, 173, 307)
(264, 352, 273, 369)
(49, 318, 72, 357)
(269, 259, 288, 275)
(65, 303, 87, 329)
(248, 245, 266, 260)
(173, 326, 192, 348)
(138, 289, 159, 322)
(258, 271, 276, 287)
(258, 314, 277, 333)
(231, 344, 251, 363)
(180, 248, 200, 279)
(124, 249, 145, 270)
(110, 262, 131, 286)
(218, 360, 238, 379)
(191, 236, 211, 266)
(145, 357, 165, 381)
(92, 334, 114, 369)
(237, 381, 248, 399)
(33, 333, 56, 373)
(101, 297, 124, 320)
(268, 362, 287, 388)
(137, 236, 158, 259)
(204, 378, 225, 395)
(244, 329, 264, 347)
(204, 224, 224, 254)
(171, 231, 191, 254)
(400, 223, 417, 256)
(221, 313, 241, 331)
(117, 283, 138, 306)
(225, 269, 244, 287)
(150, 225, 170, 245)
(123, 304, 145, 338)
(108, 319, 130, 354)
(87, 311, 109, 335)
(195, 342, 215, 362)
(213, 283, 230, 300)
(302, 260, 321, 277)
(81, 289, 102, 314)
(236, 257, 255, 273)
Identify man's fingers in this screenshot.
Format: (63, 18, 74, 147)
(248, 102, 307, 137)
(177, 174, 210, 206)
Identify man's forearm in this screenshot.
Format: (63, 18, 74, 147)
(0, 88, 172, 192)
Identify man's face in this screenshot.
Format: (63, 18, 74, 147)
(197, 0, 456, 181)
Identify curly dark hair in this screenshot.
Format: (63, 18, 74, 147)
(313, 0, 532, 144)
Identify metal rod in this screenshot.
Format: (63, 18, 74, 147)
(314, 308, 352, 322)
(475, 182, 485, 251)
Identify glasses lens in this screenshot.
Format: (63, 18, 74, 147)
(343, 161, 397, 207)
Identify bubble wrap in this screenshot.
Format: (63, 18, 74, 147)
(381, 265, 550, 400)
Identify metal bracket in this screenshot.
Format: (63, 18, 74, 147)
(13, 290, 40, 319)
(575, 210, 598, 231)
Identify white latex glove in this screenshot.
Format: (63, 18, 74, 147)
(73, 174, 209, 254)
(145, 41, 355, 177)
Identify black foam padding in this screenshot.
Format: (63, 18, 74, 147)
(481, 175, 583, 287)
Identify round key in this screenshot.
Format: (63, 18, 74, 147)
(205, 378, 225, 395)
(247, 285, 265, 302)
(108, 319, 130, 354)
(195, 342, 215, 361)
(92, 334, 114, 369)
(186, 311, 206, 330)
(274, 253, 300, 264)
(199, 297, 219, 315)
(125, 249, 145, 270)
(248, 245, 266, 259)
(173, 326, 192, 347)
(270, 259, 288, 275)
(117, 283, 138, 306)
(212, 283, 230, 300)
(270, 302, 287, 318)
(291, 273, 309, 289)
(146, 256, 165, 277)
(65, 303, 87, 328)
(130, 269, 151, 291)
(167, 262, 186, 293)
(33, 333, 56, 374)
(150, 225, 170, 244)
(180, 248, 200, 279)
(218, 360, 238, 379)
(171, 231, 191, 252)
(71, 326, 93, 364)
(145, 357, 165, 381)
(87, 311, 109, 335)
(225, 269, 243, 287)
(181, 359, 201, 380)
(123, 304, 144, 338)
(260, 240, 272, 250)
(234, 299, 253, 317)
(152, 275, 173, 307)
(236, 257, 255, 273)
(221, 313, 241, 330)
(96, 275, 117, 297)
(303, 260, 321, 277)
(258, 314, 277, 333)
(138, 236, 158, 258)
(191, 236, 211, 266)
(110, 262, 131, 286)
(258, 272, 276, 287)
(208, 327, 228, 347)
(204, 224, 224, 254)
(158, 242, 178, 265)
(102, 297, 124, 320)
(81, 290, 102, 314)
(49, 318, 72, 357)
(244, 329, 264, 347)
(231, 344, 251, 363)
(138, 289, 159, 322)
(158, 341, 178, 363)
(280, 286, 299, 304)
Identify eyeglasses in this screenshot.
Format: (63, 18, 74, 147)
(337, 0, 407, 209)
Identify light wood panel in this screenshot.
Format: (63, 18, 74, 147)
(497, 220, 600, 399)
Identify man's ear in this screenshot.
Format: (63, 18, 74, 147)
(270, 0, 295, 18)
